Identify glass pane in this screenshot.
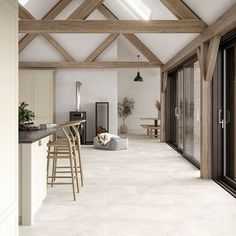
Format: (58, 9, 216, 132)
(193, 61, 201, 163)
(184, 65, 194, 157)
(176, 70, 184, 149)
(183, 61, 201, 163)
(225, 45, 236, 182)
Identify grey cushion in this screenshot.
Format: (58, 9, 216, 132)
(94, 137, 128, 151)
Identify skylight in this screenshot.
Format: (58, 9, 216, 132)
(19, 0, 30, 5)
(117, 0, 151, 20)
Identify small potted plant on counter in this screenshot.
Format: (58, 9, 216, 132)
(118, 97, 135, 134)
(19, 102, 36, 130)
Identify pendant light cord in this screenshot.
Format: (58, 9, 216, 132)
(137, 55, 140, 72)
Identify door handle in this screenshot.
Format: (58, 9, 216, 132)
(218, 109, 224, 128)
(175, 107, 179, 119)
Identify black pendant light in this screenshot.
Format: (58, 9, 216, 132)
(134, 55, 143, 82)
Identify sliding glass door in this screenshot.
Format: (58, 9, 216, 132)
(167, 58, 201, 167)
(183, 62, 194, 158)
(183, 61, 201, 162)
(223, 44, 236, 187)
(213, 31, 236, 192)
(176, 70, 184, 150)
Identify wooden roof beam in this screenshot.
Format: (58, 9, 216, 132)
(160, 0, 207, 28)
(19, 61, 161, 69)
(98, 4, 163, 64)
(19, 0, 72, 52)
(19, 0, 104, 53)
(162, 3, 236, 72)
(85, 33, 119, 62)
(69, 0, 104, 19)
(42, 33, 75, 62)
(19, 5, 75, 61)
(19, 19, 206, 33)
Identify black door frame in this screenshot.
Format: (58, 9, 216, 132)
(213, 29, 236, 196)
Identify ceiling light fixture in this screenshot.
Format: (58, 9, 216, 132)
(134, 55, 143, 82)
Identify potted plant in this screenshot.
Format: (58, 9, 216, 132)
(19, 102, 35, 129)
(118, 97, 135, 134)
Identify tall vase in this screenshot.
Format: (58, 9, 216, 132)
(120, 125, 127, 134)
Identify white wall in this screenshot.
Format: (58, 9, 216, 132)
(19, 1, 119, 141)
(19, 0, 162, 138)
(55, 69, 118, 141)
(117, 37, 160, 134)
(0, 0, 18, 235)
(118, 69, 160, 134)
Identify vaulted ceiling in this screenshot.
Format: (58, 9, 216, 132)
(19, 0, 236, 68)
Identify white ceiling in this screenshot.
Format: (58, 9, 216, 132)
(19, 0, 236, 64)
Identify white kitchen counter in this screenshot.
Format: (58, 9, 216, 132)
(19, 129, 57, 226)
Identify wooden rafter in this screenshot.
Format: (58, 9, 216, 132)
(42, 0, 72, 20)
(42, 33, 75, 62)
(19, 0, 72, 52)
(162, 3, 236, 72)
(69, 0, 104, 19)
(160, 0, 204, 21)
(85, 33, 119, 62)
(19, 5, 75, 62)
(19, 61, 161, 69)
(197, 36, 221, 81)
(19, 34, 38, 53)
(123, 33, 163, 64)
(19, 19, 206, 33)
(19, 4, 34, 19)
(205, 36, 221, 81)
(98, 4, 162, 64)
(19, 0, 103, 54)
(161, 72, 168, 93)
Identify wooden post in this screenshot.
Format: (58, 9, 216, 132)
(198, 36, 220, 179)
(160, 72, 167, 142)
(201, 79, 213, 178)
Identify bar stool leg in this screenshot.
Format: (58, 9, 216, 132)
(69, 152, 76, 201)
(47, 145, 50, 184)
(73, 146, 80, 193)
(77, 141, 84, 187)
(53, 146, 58, 182)
(51, 153, 56, 187)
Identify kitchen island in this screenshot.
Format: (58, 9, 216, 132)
(19, 129, 57, 226)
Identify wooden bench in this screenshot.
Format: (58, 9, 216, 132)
(140, 125, 161, 138)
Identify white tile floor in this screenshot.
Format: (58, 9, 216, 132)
(20, 135, 236, 236)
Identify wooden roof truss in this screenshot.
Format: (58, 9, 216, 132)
(19, 0, 206, 69)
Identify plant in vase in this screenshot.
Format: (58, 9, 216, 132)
(118, 97, 135, 134)
(19, 102, 35, 130)
(155, 100, 161, 119)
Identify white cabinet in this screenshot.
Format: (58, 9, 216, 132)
(19, 70, 55, 125)
(0, 0, 18, 235)
(19, 137, 49, 226)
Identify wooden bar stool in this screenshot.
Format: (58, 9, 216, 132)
(53, 121, 84, 187)
(47, 121, 84, 201)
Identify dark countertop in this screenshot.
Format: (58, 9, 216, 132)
(19, 129, 58, 144)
